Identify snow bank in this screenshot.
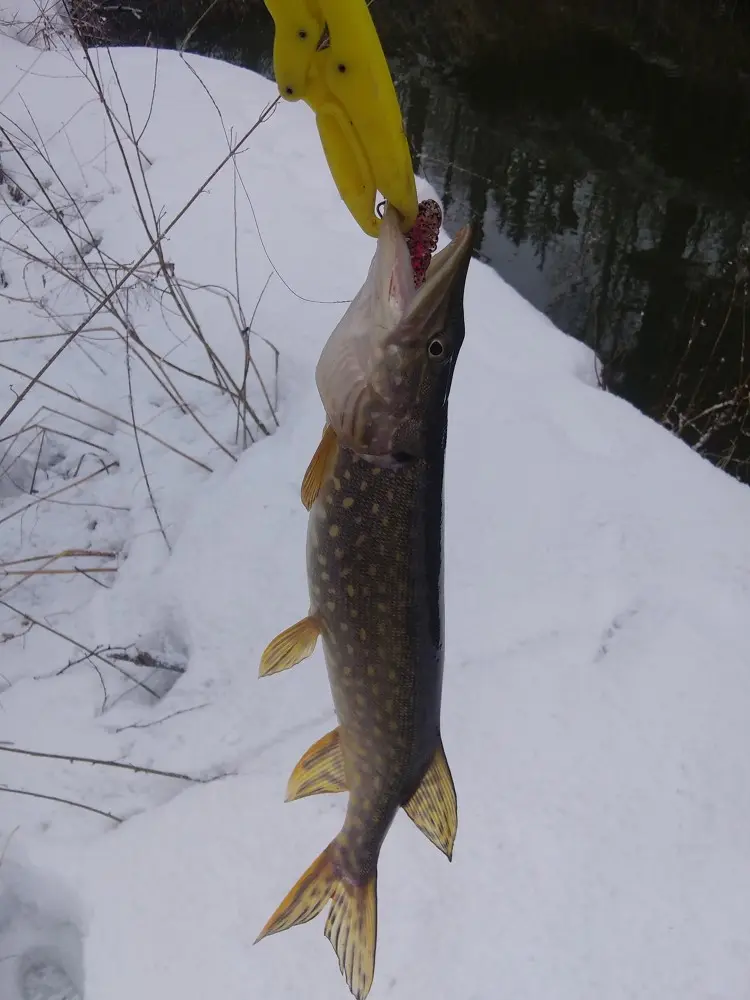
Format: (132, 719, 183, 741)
(1, 30, 750, 1000)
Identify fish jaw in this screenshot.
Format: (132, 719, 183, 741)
(316, 214, 473, 466)
(315, 205, 415, 454)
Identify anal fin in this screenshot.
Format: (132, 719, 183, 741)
(301, 423, 338, 510)
(402, 739, 458, 860)
(286, 727, 347, 801)
(259, 615, 320, 677)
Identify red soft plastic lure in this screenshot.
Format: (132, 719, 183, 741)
(405, 199, 442, 288)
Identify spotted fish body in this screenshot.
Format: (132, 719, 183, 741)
(256, 202, 473, 1000)
(309, 427, 449, 876)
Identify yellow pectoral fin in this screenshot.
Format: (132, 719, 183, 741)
(263, 0, 323, 102)
(301, 423, 339, 510)
(402, 740, 458, 860)
(259, 615, 320, 677)
(286, 727, 347, 801)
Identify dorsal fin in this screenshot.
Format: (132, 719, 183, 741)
(402, 740, 457, 860)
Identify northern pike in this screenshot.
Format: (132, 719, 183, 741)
(255, 202, 473, 1000)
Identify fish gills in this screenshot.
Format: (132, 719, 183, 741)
(255, 842, 377, 1000)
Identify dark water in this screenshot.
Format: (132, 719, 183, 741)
(107, 9, 750, 483)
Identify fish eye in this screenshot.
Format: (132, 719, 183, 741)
(427, 338, 446, 359)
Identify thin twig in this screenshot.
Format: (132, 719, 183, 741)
(125, 328, 170, 551)
(1, 567, 116, 577)
(0, 549, 116, 567)
(0, 785, 121, 823)
(113, 701, 209, 732)
(0, 744, 207, 783)
(0, 826, 20, 868)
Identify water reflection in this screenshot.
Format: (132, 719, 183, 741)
(392, 49, 750, 480)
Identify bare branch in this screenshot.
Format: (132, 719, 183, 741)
(0, 95, 281, 431)
(0, 785, 122, 824)
(0, 744, 208, 783)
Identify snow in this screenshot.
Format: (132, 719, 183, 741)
(2, 19, 750, 1000)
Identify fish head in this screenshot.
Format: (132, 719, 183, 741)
(316, 205, 473, 465)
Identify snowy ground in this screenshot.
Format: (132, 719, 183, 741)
(2, 20, 750, 1000)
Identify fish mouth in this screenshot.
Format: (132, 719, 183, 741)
(399, 219, 473, 329)
(315, 206, 473, 458)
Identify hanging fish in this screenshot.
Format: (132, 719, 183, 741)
(256, 202, 473, 1000)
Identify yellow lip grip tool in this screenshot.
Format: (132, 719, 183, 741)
(263, 0, 418, 237)
(264, 0, 323, 100)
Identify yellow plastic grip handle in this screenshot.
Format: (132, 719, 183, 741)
(262, 0, 418, 236)
(263, 0, 323, 102)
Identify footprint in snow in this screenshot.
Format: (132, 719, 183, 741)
(0, 864, 83, 1000)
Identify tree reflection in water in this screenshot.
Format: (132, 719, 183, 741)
(394, 40, 750, 481)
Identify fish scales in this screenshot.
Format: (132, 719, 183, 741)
(309, 444, 445, 876)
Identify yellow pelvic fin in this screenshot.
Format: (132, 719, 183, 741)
(301, 423, 338, 510)
(259, 616, 320, 677)
(255, 842, 378, 1000)
(324, 868, 377, 1000)
(286, 727, 347, 801)
(402, 740, 458, 861)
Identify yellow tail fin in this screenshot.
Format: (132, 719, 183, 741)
(255, 842, 377, 1000)
(325, 871, 377, 1000)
